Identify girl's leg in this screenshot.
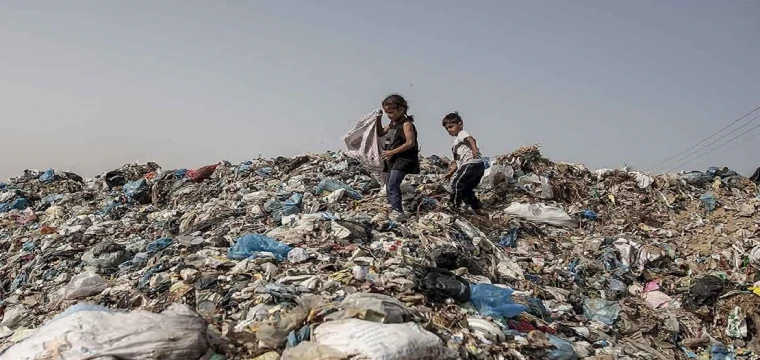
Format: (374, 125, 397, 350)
(387, 170, 407, 212)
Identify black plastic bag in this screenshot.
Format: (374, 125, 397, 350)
(415, 267, 471, 303)
(684, 275, 724, 310)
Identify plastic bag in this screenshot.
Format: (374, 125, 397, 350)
(283, 193, 303, 216)
(50, 272, 108, 305)
(504, 203, 577, 227)
(684, 275, 724, 310)
(187, 164, 217, 183)
(10, 198, 29, 211)
(0, 303, 208, 360)
(343, 109, 387, 186)
(227, 233, 292, 261)
(498, 228, 519, 248)
(546, 334, 579, 360)
(316, 178, 362, 200)
(146, 237, 173, 253)
(700, 191, 716, 211)
(583, 298, 620, 325)
(469, 284, 527, 319)
(313, 319, 457, 360)
(39, 169, 56, 183)
(480, 164, 514, 190)
(711, 342, 737, 360)
(517, 174, 553, 199)
(123, 179, 150, 204)
(417, 268, 471, 303)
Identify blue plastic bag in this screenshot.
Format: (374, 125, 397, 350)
(124, 179, 149, 201)
(174, 169, 188, 178)
(0, 203, 10, 213)
(546, 334, 578, 360)
(469, 284, 527, 319)
(315, 178, 362, 200)
(711, 342, 736, 360)
(227, 234, 292, 261)
(146, 238, 173, 253)
(282, 193, 303, 216)
(583, 298, 620, 325)
(42, 194, 64, 205)
(39, 169, 56, 183)
(236, 161, 253, 174)
(581, 209, 598, 221)
(10, 198, 29, 210)
(256, 167, 273, 177)
(700, 191, 716, 211)
(498, 228, 519, 248)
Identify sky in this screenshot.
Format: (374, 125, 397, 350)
(1, 1, 758, 179)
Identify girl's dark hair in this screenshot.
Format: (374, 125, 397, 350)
(382, 94, 414, 122)
(442, 112, 463, 126)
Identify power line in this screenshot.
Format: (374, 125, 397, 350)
(648, 105, 760, 172)
(664, 119, 760, 171)
(657, 113, 760, 172)
(710, 126, 760, 160)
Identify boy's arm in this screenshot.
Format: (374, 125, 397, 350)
(465, 136, 481, 158)
(445, 162, 458, 179)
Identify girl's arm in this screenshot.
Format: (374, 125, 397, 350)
(465, 136, 481, 158)
(375, 114, 390, 136)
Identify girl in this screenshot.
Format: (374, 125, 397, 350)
(375, 94, 420, 219)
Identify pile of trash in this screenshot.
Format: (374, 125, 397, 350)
(0, 144, 759, 360)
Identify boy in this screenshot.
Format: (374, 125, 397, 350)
(442, 112, 487, 215)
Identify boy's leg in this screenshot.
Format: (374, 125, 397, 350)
(460, 163, 486, 210)
(387, 170, 406, 213)
(451, 164, 471, 208)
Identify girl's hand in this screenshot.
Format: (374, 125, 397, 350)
(381, 150, 394, 160)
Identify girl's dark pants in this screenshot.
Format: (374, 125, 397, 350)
(387, 170, 407, 213)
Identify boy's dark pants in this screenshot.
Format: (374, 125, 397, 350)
(451, 162, 486, 209)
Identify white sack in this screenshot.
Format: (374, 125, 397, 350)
(343, 109, 387, 186)
(0, 303, 208, 360)
(50, 272, 108, 306)
(504, 202, 577, 227)
(313, 319, 456, 360)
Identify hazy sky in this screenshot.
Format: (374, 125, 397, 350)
(1, 1, 758, 180)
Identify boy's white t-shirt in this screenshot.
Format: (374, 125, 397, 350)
(452, 130, 482, 167)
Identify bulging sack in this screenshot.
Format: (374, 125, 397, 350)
(0, 303, 209, 360)
(344, 109, 387, 186)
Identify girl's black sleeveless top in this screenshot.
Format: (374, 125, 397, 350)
(383, 118, 420, 174)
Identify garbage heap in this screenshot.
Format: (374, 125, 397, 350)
(0, 146, 759, 360)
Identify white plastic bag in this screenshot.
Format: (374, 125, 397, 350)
(480, 164, 514, 190)
(504, 203, 577, 227)
(313, 319, 456, 360)
(516, 174, 553, 199)
(343, 109, 387, 186)
(50, 272, 108, 306)
(0, 303, 208, 360)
